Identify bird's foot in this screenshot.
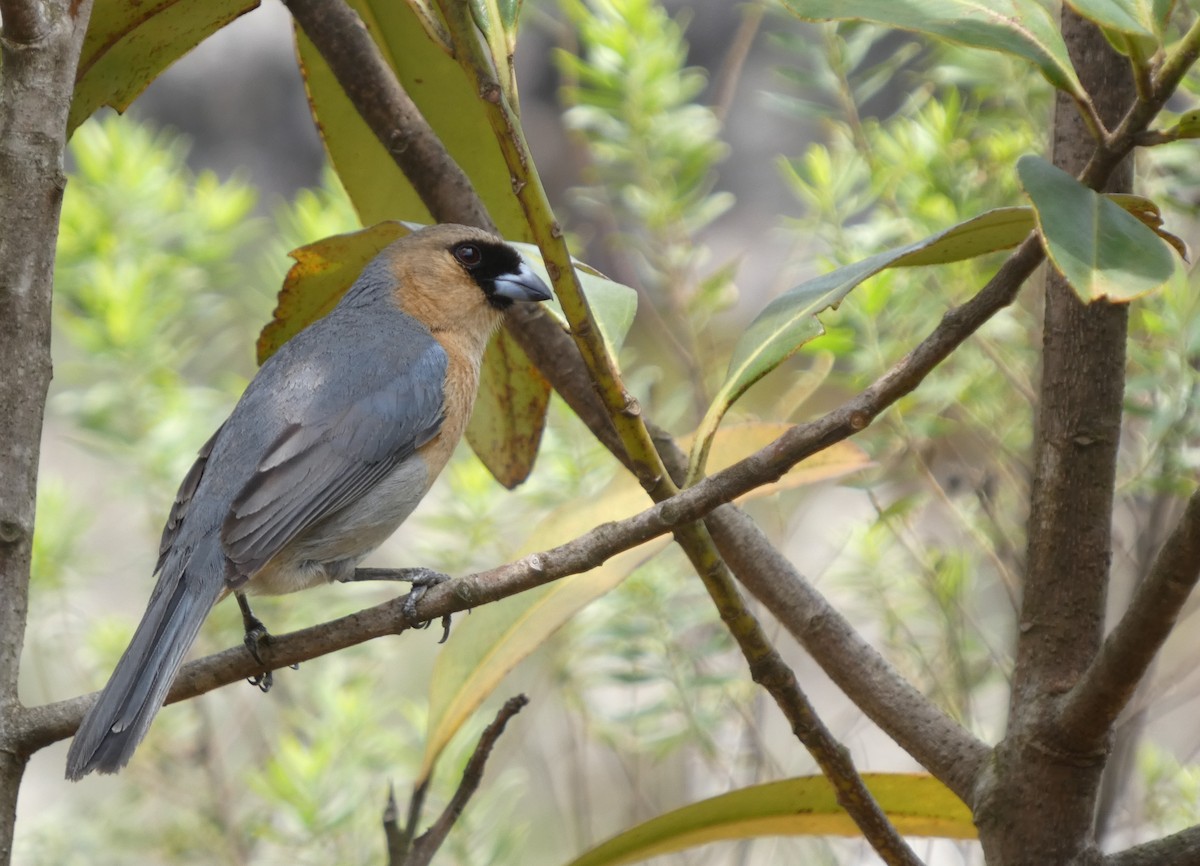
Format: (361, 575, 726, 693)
(400, 569, 453, 642)
(236, 592, 287, 692)
(339, 567, 454, 642)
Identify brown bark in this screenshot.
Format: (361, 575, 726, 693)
(975, 11, 1134, 865)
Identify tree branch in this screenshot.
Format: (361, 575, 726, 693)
(281, 0, 495, 232)
(402, 695, 529, 866)
(1107, 825, 1200, 866)
(1059, 489, 1200, 743)
(673, 521, 924, 866)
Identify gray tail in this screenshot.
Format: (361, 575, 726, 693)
(65, 560, 224, 780)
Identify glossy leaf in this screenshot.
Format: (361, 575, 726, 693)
(509, 241, 639, 356)
(1066, 0, 1169, 39)
(465, 328, 550, 489)
(256, 222, 407, 364)
(686, 188, 1176, 481)
(1018, 154, 1177, 302)
(780, 0, 1086, 101)
(687, 205, 1042, 483)
(70, 0, 259, 133)
(563, 774, 974, 866)
(295, 1, 528, 234)
(419, 423, 864, 782)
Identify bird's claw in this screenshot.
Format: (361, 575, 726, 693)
(401, 569, 454, 643)
(242, 615, 275, 692)
(236, 594, 296, 691)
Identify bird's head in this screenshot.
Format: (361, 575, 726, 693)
(380, 224, 552, 346)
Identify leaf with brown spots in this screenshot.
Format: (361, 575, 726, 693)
(256, 222, 409, 365)
(466, 328, 551, 489)
(70, 0, 260, 133)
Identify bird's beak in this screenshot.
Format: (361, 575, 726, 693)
(492, 261, 553, 303)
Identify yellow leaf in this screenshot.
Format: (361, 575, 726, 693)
(563, 774, 974, 866)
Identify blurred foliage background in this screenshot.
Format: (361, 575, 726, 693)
(18, 0, 1200, 863)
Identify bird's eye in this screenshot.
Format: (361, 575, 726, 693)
(454, 243, 483, 268)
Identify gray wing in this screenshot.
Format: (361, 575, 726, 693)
(220, 340, 448, 583)
(156, 423, 225, 573)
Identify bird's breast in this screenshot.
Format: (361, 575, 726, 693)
(416, 328, 486, 476)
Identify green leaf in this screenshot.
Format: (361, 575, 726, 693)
(70, 0, 259, 133)
(295, 2, 526, 234)
(1068, 0, 1164, 57)
(509, 241, 639, 355)
(562, 774, 975, 866)
(687, 205, 1043, 483)
(498, 0, 524, 34)
(889, 207, 1035, 266)
(469, 0, 494, 36)
(1066, 0, 1168, 39)
(1017, 154, 1177, 302)
(1164, 108, 1200, 140)
(465, 328, 550, 490)
(779, 0, 1087, 102)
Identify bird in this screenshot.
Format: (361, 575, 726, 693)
(65, 223, 552, 780)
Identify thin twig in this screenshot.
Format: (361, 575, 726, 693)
(1058, 489, 1200, 743)
(400, 777, 429, 857)
(383, 784, 407, 866)
(711, 1, 764, 124)
(405, 696, 530, 866)
(674, 521, 925, 866)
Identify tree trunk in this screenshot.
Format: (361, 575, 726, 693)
(0, 2, 93, 863)
(975, 10, 1134, 865)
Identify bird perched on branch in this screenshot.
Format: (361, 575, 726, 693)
(66, 224, 552, 779)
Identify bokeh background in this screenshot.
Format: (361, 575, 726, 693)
(16, 1, 1200, 863)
